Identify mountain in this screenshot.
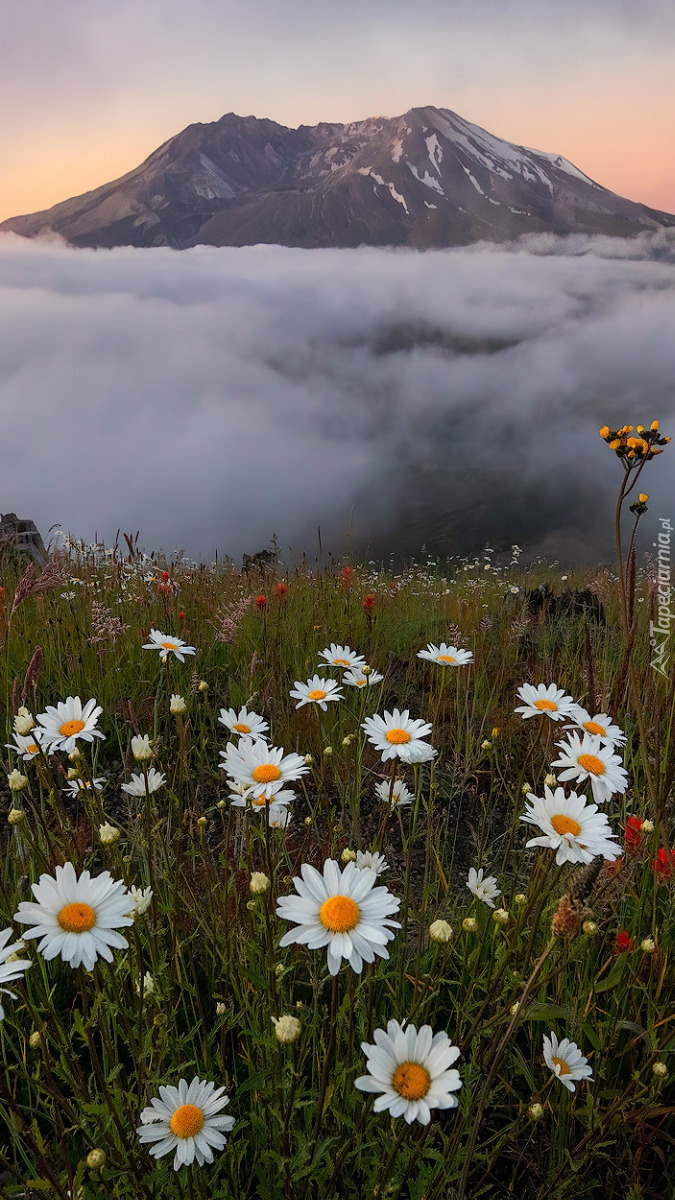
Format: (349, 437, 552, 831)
(3, 106, 674, 250)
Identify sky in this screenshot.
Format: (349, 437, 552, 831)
(1, 0, 674, 224)
(1, 231, 674, 564)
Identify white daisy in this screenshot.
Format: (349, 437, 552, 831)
(355, 1020, 461, 1124)
(362, 709, 436, 763)
(0, 928, 32, 1021)
(220, 738, 308, 800)
(551, 732, 628, 805)
(543, 1031, 593, 1092)
(137, 1077, 234, 1171)
(142, 629, 196, 663)
(289, 675, 344, 712)
(128, 886, 154, 916)
(5, 731, 44, 761)
(121, 768, 166, 797)
(268, 808, 292, 829)
(35, 697, 105, 754)
(63, 777, 106, 798)
(14, 863, 134, 971)
(218, 706, 269, 740)
(229, 786, 294, 812)
(356, 851, 389, 875)
(417, 643, 474, 667)
(277, 858, 400, 976)
(521, 786, 621, 865)
(342, 668, 385, 688)
(466, 867, 501, 908)
(514, 683, 578, 723)
(375, 779, 414, 809)
(319, 644, 367, 671)
(566, 709, 626, 748)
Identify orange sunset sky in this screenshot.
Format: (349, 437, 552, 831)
(1, 0, 674, 224)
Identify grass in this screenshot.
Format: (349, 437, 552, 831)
(0, 476, 673, 1199)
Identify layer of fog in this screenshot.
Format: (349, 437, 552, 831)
(1, 230, 674, 564)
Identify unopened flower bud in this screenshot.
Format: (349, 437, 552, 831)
(8, 807, 25, 824)
(514, 893, 527, 906)
(544, 773, 557, 787)
(250, 871, 270, 894)
(67, 767, 80, 780)
(481, 740, 492, 750)
(528, 1102, 544, 1120)
(491, 727, 500, 738)
(272, 1015, 301, 1044)
(217, 799, 226, 810)
(197, 816, 207, 828)
(341, 848, 356, 863)
(521, 782, 532, 795)
(493, 908, 510, 925)
(582, 920, 598, 935)
(323, 746, 333, 757)
(304, 816, 312, 826)
(361, 665, 372, 676)
(216, 1002, 226, 1016)
(29, 1030, 42, 1049)
(246, 899, 257, 911)
(198, 679, 209, 693)
(304, 754, 314, 766)
(640, 937, 656, 953)
(13, 707, 35, 735)
(7, 770, 28, 792)
(86, 1149, 106, 1170)
(275, 963, 285, 976)
(429, 919, 453, 943)
(131, 734, 153, 761)
(98, 822, 120, 845)
(652, 1062, 668, 1078)
(170, 693, 187, 715)
(510, 1002, 520, 1016)
(462, 917, 478, 933)
(641, 819, 654, 833)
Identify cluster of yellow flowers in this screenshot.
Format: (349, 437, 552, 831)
(598, 419, 670, 463)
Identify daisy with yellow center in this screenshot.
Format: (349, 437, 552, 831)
(5, 732, 44, 761)
(289, 675, 344, 712)
(137, 1077, 234, 1171)
(14, 863, 133, 971)
(374, 778, 414, 809)
(0, 927, 33, 1022)
(521, 785, 621, 865)
(342, 667, 385, 688)
(551, 732, 628, 805)
(218, 706, 269, 741)
(318, 644, 367, 671)
(514, 683, 578, 723)
(277, 858, 400, 975)
(543, 1032, 593, 1092)
(361, 708, 436, 763)
(220, 737, 309, 800)
(35, 696, 104, 754)
(229, 783, 295, 822)
(417, 643, 474, 667)
(355, 1020, 462, 1124)
(142, 628, 196, 663)
(566, 708, 626, 749)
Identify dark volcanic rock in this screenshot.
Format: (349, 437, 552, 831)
(2, 106, 673, 250)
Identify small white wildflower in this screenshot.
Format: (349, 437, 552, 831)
(98, 822, 120, 845)
(13, 708, 35, 736)
(170, 694, 187, 715)
(355, 850, 388, 875)
(429, 919, 453, 943)
(129, 886, 153, 916)
(131, 734, 153, 761)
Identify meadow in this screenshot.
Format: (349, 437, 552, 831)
(0, 422, 673, 1200)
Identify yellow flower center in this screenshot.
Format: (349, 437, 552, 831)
(169, 1104, 204, 1139)
(233, 722, 251, 733)
(251, 794, 268, 806)
(578, 754, 606, 776)
(252, 764, 282, 783)
(27, 744, 39, 754)
(57, 902, 96, 933)
(334, 658, 351, 666)
(583, 720, 606, 737)
(551, 1056, 571, 1076)
(392, 1061, 431, 1101)
(319, 895, 360, 932)
(551, 814, 581, 837)
(385, 728, 411, 744)
(534, 699, 557, 712)
(438, 655, 456, 663)
(356, 680, 366, 687)
(308, 689, 327, 701)
(161, 641, 178, 651)
(59, 719, 85, 737)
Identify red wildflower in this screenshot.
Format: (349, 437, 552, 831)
(273, 582, 288, 600)
(256, 595, 267, 610)
(651, 847, 675, 883)
(362, 594, 375, 613)
(342, 567, 354, 589)
(624, 816, 643, 852)
(616, 930, 635, 953)
(178, 611, 186, 621)
(160, 571, 171, 583)
(603, 857, 624, 879)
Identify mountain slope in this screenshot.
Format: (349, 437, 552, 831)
(3, 106, 673, 249)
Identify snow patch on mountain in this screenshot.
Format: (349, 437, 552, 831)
(407, 163, 445, 196)
(425, 134, 443, 174)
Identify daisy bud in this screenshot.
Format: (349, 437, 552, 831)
(528, 1102, 544, 1120)
(462, 917, 478, 933)
(68, 747, 82, 761)
(275, 963, 285, 976)
(582, 920, 598, 935)
(86, 1149, 106, 1170)
(641, 819, 654, 832)
(197, 816, 207, 828)
(640, 937, 656, 953)
(323, 746, 333, 757)
(493, 908, 510, 925)
(510, 1002, 520, 1015)
(216, 1002, 226, 1015)
(304, 754, 314, 766)
(8, 807, 25, 824)
(521, 782, 532, 795)
(170, 693, 187, 715)
(131, 734, 153, 761)
(481, 740, 492, 750)
(429, 919, 453, 943)
(8, 770, 28, 792)
(67, 767, 80, 780)
(98, 822, 120, 845)
(342, 735, 352, 746)
(304, 816, 312, 826)
(14, 707, 35, 735)
(652, 1062, 668, 1078)
(198, 679, 209, 693)
(217, 799, 226, 810)
(544, 773, 557, 787)
(491, 727, 500, 738)
(361, 665, 372, 676)
(341, 848, 357, 863)
(29, 1031, 42, 1049)
(272, 1015, 301, 1044)
(250, 871, 270, 894)
(246, 899, 257, 911)
(514, 893, 527, 906)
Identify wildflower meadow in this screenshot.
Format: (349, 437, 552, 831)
(0, 422, 673, 1199)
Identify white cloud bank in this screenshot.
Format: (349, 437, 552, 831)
(1, 232, 674, 563)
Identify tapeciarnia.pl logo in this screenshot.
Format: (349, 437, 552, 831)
(651, 517, 673, 679)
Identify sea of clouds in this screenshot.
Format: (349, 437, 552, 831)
(1, 230, 674, 564)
